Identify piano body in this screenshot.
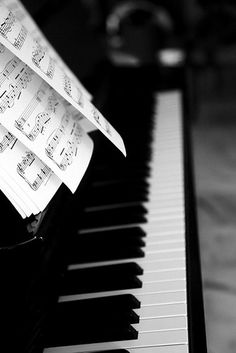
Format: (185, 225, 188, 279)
(0, 3, 207, 353)
(0, 59, 207, 353)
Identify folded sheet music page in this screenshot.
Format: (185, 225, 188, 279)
(0, 0, 126, 218)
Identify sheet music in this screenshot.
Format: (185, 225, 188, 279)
(0, 0, 92, 100)
(0, 124, 61, 214)
(0, 0, 125, 218)
(0, 48, 94, 191)
(0, 3, 126, 156)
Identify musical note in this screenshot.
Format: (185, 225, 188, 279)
(13, 25, 27, 50)
(47, 57, 55, 79)
(0, 56, 21, 87)
(58, 122, 82, 170)
(15, 81, 47, 131)
(27, 112, 51, 141)
(63, 74, 84, 107)
(15, 87, 59, 141)
(0, 11, 15, 37)
(0, 9, 27, 50)
(45, 113, 70, 161)
(92, 106, 111, 135)
(32, 41, 45, 66)
(17, 150, 52, 191)
(0, 65, 33, 113)
(45, 117, 82, 171)
(0, 131, 16, 152)
(0, 43, 5, 54)
(32, 41, 56, 79)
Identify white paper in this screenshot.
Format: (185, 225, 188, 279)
(0, 0, 92, 100)
(0, 124, 62, 213)
(0, 48, 94, 192)
(0, 0, 125, 218)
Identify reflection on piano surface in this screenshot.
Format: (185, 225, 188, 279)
(0, 59, 207, 352)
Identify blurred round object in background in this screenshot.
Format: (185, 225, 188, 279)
(106, 0, 173, 66)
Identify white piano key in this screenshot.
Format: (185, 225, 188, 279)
(148, 185, 183, 197)
(145, 199, 184, 208)
(142, 218, 185, 228)
(146, 192, 184, 201)
(134, 290, 187, 306)
(127, 344, 188, 353)
(59, 286, 186, 304)
(135, 302, 187, 318)
(145, 205, 185, 215)
(142, 249, 185, 260)
(44, 329, 188, 353)
(59, 280, 186, 301)
(144, 241, 185, 251)
(144, 227, 185, 236)
(145, 248, 185, 257)
(141, 222, 185, 233)
(147, 214, 184, 223)
(146, 207, 185, 217)
(145, 235, 185, 244)
(132, 316, 187, 332)
(138, 269, 186, 282)
(68, 257, 186, 271)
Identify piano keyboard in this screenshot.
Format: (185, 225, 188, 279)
(43, 91, 189, 353)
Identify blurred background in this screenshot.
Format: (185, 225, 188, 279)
(20, 1, 236, 352)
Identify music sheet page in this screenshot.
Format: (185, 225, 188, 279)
(0, 0, 126, 217)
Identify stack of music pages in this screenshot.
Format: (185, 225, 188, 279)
(0, 0, 125, 218)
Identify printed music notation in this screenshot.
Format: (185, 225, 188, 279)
(0, 56, 20, 86)
(0, 64, 33, 113)
(0, 130, 16, 151)
(15, 82, 57, 141)
(0, 8, 27, 50)
(0, 124, 61, 217)
(92, 106, 111, 135)
(0, 0, 125, 218)
(17, 151, 51, 191)
(45, 117, 82, 171)
(0, 2, 126, 156)
(63, 74, 84, 107)
(32, 41, 56, 79)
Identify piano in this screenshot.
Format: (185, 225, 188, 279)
(0, 55, 207, 352)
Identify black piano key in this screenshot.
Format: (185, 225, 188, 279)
(69, 241, 145, 263)
(60, 263, 143, 295)
(78, 226, 146, 238)
(45, 323, 138, 346)
(69, 228, 146, 263)
(51, 305, 139, 326)
(55, 294, 140, 312)
(80, 204, 147, 229)
(76, 236, 146, 250)
(75, 227, 146, 249)
(92, 177, 149, 187)
(86, 180, 149, 205)
(44, 298, 139, 346)
(92, 166, 150, 182)
(44, 309, 138, 346)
